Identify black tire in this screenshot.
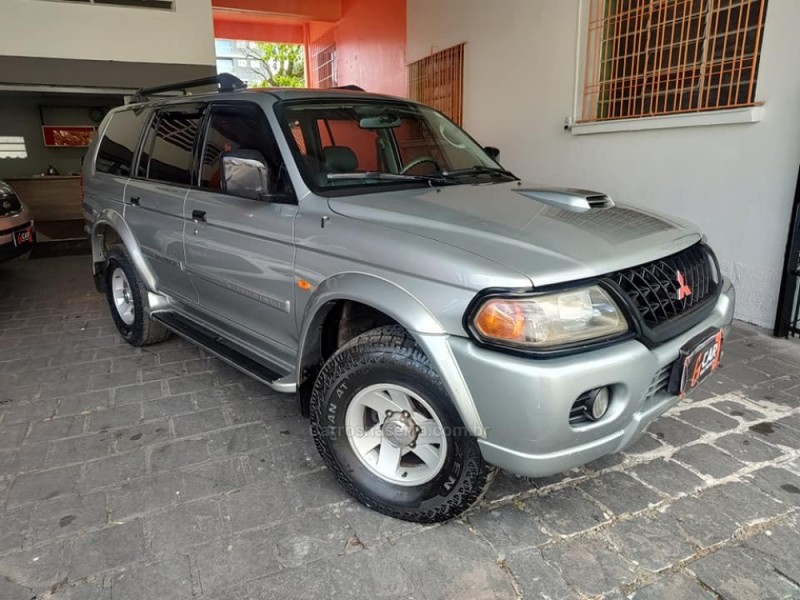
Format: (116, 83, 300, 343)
(310, 325, 494, 523)
(105, 246, 171, 347)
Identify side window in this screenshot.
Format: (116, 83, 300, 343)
(137, 118, 157, 179)
(95, 109, 148, 176)
(287, 121, 307, 156)
(317, 119, 333, 147)
(200, 105, 280, 193)
(138, 107, 203, 185)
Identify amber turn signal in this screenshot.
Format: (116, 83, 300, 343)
(473, 299, 525, 342)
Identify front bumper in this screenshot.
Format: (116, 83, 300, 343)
(450, 277, 735, 478)
(0, 221, 35, 262)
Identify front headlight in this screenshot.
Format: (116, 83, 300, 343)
(471, 285, 629, 350)
(0, 192, 21, 217)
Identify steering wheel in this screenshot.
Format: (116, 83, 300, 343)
(400, 155, 439, 174)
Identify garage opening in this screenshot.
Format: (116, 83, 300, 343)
(214, 39, 306, 89)
(0, 89, 125, 258)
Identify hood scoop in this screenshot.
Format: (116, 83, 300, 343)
(515, 186, 615, 212)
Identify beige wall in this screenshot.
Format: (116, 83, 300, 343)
(0, 0, 215, 66)
(407, 0, 800, 328)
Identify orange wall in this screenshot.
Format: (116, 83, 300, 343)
(214, 16, 304, 44)
(213, 0, 341, 22)
(309, 0, 407, 96)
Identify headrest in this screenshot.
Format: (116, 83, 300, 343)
(322, 146, 358, 172)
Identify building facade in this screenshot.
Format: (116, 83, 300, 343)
(407, 0, 800, 328)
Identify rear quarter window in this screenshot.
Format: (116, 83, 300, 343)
(95, 109, 148, 176)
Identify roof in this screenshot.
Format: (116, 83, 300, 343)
(121, 73, 416, 113)
(126, 73, 413, 108)
(244, 86, 405, 102)
(120, 87, 411, 113)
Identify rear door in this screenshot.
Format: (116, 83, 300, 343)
(124, 104, 204, 304)
(183, 101, 298, 366)
(87, 108, 148, 221)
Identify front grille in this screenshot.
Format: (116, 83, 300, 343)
(612, 243, 717, 328)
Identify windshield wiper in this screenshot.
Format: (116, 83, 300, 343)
(440, 165, 519, 180)
(326, 172, 451, 185)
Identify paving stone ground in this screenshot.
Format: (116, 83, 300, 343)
(1, 255, 799, 600)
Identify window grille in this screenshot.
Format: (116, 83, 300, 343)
(581, 0, 768, 122)
(407, 43, 465, 126)
(309, 30, 337, 89)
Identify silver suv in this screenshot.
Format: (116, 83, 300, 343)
(84, 75, 735, 522)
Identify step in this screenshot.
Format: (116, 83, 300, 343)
(152, 311, 293, 391)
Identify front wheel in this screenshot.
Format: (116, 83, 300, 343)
(310, 325, 494, 523)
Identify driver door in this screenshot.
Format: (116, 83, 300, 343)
(183, 102, 298, 366)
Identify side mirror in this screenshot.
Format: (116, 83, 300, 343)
(221, 149, 270, 201)
(484, 146, 500, 160)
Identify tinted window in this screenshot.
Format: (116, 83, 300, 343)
(95, 109, 147, 176)
(200, 106, 277, 191)
(288, 121, 307, 155)
(139, 107, 202, 185)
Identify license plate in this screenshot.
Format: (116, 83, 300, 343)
(668, 327, 724, 396)
(13, 227, 33, 247)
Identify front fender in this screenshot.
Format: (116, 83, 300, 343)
(91, 209, 157, 292)
(297, 272, 486, 438)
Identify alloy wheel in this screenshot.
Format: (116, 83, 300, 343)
(111, 267, 135, 326)
(344, 383, 448, 486)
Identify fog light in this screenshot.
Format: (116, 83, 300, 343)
(586, 387, 610, 420)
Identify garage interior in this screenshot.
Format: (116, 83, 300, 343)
(0, 90, 125, 255)
(1, 1, 799, 599)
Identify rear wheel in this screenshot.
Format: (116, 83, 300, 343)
(310, 325, 494, 523)
(105, 246, 170, 347)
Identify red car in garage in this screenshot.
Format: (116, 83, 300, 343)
(0, 180, 35, 261)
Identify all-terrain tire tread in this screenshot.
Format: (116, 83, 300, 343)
(310, 325, 495, 523)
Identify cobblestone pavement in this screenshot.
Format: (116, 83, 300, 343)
(0, 255, 798, 600)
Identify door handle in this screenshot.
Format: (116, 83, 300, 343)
(192, 209, 206, 222)
(129, 196, 140, 206)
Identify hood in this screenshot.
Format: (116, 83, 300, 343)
(328, 181, 702, 286)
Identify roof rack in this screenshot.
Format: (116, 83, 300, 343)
(132, 73, 246, 103)
(332, 84, 365, 91)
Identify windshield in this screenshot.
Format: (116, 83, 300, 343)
(277, 100, 514, 193)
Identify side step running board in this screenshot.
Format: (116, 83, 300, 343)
(152, 312, 296, 393)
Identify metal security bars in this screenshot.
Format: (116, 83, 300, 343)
(581, 0, 768, 122)
(407, 44, 465, 126)
(309, 30, 337, 89)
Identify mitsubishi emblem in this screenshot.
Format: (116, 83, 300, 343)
(676, 270, 692, 301)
